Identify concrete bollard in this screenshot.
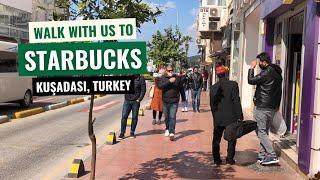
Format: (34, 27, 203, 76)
(67, 159, 85, 178)
(106, 132, 117, 145)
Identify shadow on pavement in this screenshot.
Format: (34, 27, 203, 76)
(136, 129, 203, 141)
(136, 129, 164, 136)
(174, 129, 204, 141)
(119, 151, 236, 180)
(176, 119, 188, 123)
(235, 150, 258, 166)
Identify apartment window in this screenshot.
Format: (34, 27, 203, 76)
(218, 0, 226, 6)
(207, 0, 226, 6)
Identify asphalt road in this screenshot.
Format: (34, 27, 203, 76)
(0, 94, 141, 179)
(0, 95, 86, 117)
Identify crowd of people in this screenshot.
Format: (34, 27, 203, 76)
(117, 51, 283, 166)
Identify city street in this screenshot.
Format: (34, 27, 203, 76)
(1, 0, 320, 179)
(0, 94, 133, 179)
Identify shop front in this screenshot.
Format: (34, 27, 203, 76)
(262, 0, 319, 175)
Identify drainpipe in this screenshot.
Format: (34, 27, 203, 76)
(310, 46, 320, 177)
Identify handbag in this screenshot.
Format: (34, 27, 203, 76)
(145, 99, 152, 110)
(149, 85, 155, 98)
(224, 120, 257, 141)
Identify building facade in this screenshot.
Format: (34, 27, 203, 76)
(261, 0, 320, 176)
(225, 0, 320, 177)
(196, 0, 229, 85)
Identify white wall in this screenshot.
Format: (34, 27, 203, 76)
(310, 45, 320, 176)
(0, 0, 32, 12)
(241, 6, 261, 109)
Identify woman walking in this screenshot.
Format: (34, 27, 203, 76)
(150, 69, 165, 125)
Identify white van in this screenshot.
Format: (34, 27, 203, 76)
(0, 41, 33, 107)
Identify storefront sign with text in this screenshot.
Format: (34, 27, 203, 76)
(18, 41, 147, 76)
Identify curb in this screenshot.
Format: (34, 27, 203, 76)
(270, 134, 308, 179)
(0, 95, 107, 124)
(0, 115, 9, 124)
(47, 101, 69, 111)
(68, 98, 85, 105)
(14, 107, 45, 119)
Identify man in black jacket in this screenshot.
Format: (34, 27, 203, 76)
(248, 52, 283, 165)
(119, 74, 146, 139)
(210, 65, 243, 165)
(158, 65, 186, 141)
(190, 66, 203, 113)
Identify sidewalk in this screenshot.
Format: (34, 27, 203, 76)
(77, 92, 303, 180)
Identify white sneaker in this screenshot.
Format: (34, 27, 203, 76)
(164, 130, 169, 137)
(185, 107, 188, 112)
(181, 108, 185, 112)
(169, 133, 175, 141)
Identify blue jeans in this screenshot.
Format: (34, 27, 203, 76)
(120, 100, 140, 135)
(191, 89, 201, 111)
(163, 102, 178, 134)
(184, 89, 190, 108)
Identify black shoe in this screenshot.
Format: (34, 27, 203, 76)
(226, 159, 236, 165)
(129, 134, 136, 139)
(214, 159, 222, 166)
(193, 110, 196, 113)
(197, 110, 201, 113)
(118, 134, 125, 140)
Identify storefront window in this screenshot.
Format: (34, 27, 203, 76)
(231, 23, 241, 83)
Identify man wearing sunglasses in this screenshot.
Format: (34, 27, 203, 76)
(158, 65, 186, 141)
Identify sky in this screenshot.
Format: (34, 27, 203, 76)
(138, 0, 200, 57)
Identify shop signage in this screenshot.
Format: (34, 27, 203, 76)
(18, 18, 146, 95)
(29, 18, 137, 43)
(18, 41, 147, 77)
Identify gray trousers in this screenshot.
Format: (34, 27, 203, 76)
(254, 108, 277, 158)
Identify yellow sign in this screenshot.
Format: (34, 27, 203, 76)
(283, 0, 294, 4)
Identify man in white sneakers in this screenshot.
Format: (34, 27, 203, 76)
(158, 65, 186, 141)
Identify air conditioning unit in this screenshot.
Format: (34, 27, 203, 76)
(196, 38, 206, 46)
(208, 7, 221, 32)
(198, 6, 222, 32)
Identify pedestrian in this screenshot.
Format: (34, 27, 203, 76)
(119, 74, 146, 140)
(190, 66, 203, 113)
(158, 65, 186, 141)
(150, 68, 165, 125)
(210, 65, 243, 165)
(248, 52, 283, 165)
(181, 69, 192, 112)
(202, 67, 209, 91)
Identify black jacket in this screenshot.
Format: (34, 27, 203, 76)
(125, 76, 146, 102)
(158, 75, 186, 104)
(181, 74, 192, 90)
(190, 72, 203, 90)
(248, 64, 282, 110)
(210, 78, 243, 127)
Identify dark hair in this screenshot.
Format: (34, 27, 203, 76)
(257, 52, 271, 63)
(217, 73, 226, 78)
